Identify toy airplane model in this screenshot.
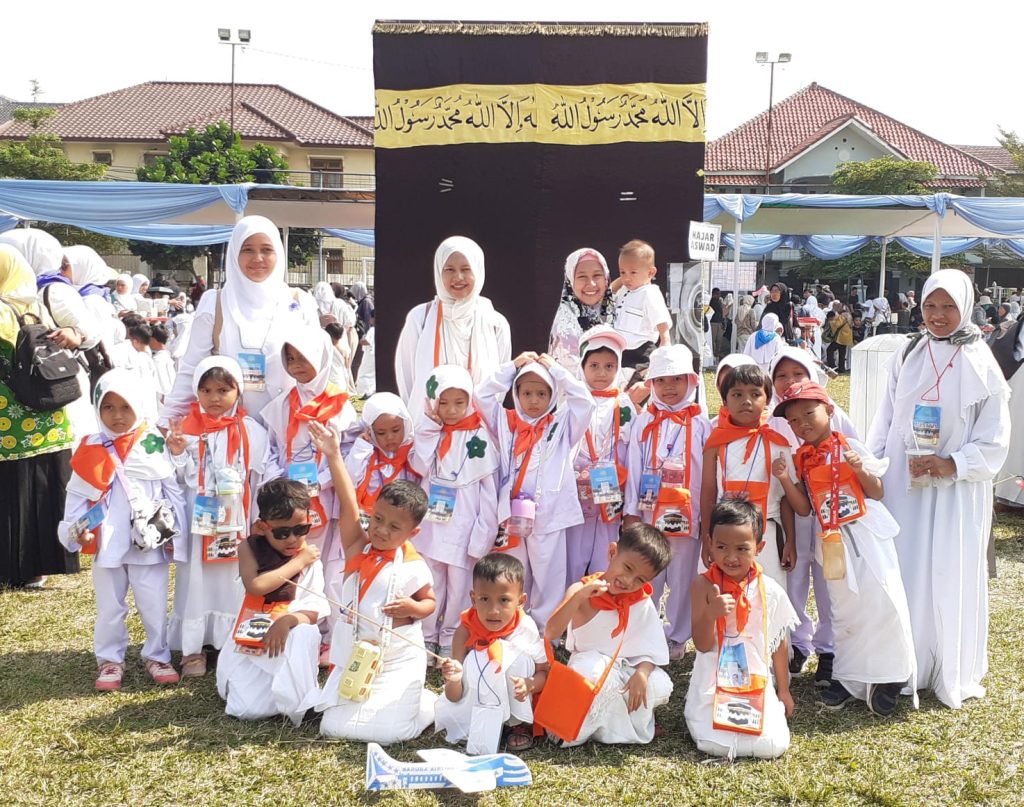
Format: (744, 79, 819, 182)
(365, 743, 532, 793)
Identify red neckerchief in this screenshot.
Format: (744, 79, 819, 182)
(461, 607, 523, 673)
(438, 412, 484, 460)
(69, 426, 146, 492)
(705, 418, 789, 462)
(285, 384, 348, 462)
(344, 541, 422, 602)
(703, 562, 761, 649)
(584, 572, 652, 638)
(355, 443, 416, 511)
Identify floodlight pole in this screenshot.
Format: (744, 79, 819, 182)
(218, 30, 251, 140)
(756, 52, 791, 192)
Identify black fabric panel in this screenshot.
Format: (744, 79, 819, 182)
(373, 29, 707, 391)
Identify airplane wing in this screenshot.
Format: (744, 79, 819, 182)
(415, 749, 497, 793)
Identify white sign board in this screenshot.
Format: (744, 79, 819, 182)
(688, 221, 721, 261)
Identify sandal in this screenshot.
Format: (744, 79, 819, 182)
(505, 723, 535, 753)
(180, 653, 207, 678)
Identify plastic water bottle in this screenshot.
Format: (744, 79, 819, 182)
(661, 457, 687, 487)
(508, 496, 536, 541)
(215, 467, 246, 535)
(821, 530, 846, 581)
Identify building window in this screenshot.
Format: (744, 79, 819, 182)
(92, 151, 113, 166)
(310, 157, 344, 188)
(143, 152, 168, 168)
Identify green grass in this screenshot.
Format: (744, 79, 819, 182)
(2, 373, 1021, 806)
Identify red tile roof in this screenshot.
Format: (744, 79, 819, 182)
(706, 83, 997, 181)
(0, 82, 372, 147)
(953, 144, 1018, 173)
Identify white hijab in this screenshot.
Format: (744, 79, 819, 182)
(429, 363, 498, 482)
(132, 273, 149, 295)
(64, 245, 112, 289)
(647, 344, 699, 411)
(113, 273, 138, 310)
(192, 355, 245, 416)
(512, 361, 557, 424)
(313, 281, 336, 316)
(434, 235, 487, 342)
(281, 326, 334, 404)
(220, 216, 289, 328)
(0, 228, 63, 277)
(361, 391, 414, 452)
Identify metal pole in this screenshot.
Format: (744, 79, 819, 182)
(230, 43, 236, 137)
(764, 62, 775, 190)
(731, 218, 742, 353)
(879, 237, 887, 302)
(931, 215, 942, 274)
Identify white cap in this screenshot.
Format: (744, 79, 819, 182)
(647, 344, 698, 381)
(579, 324, 627, 360)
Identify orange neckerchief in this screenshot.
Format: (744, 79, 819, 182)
(585, 573, 652, 638)
(506, 409, 554, 498)
(182, 401, 252, 518)
(591, 388, 620, 399)
(461, 607, 523, 673)
(284, 385, 348, 462)
(703, 562, 761, 649)
(355, 443, 416, 511)
(344, 541, 422, 602)
(69, 426, 146, 492)
(794, 431, 850, 478)
(641, 402, 702, 445)
(438, 412, 484, 460)
(705, 417, 788, 462)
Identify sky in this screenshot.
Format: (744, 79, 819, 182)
(5, 0, 1020, 146)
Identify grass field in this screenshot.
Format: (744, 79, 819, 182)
(1, 373, 1021, 806)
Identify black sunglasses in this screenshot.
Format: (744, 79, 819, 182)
(270, 523, 312, 540)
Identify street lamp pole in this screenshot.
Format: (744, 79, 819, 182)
(218, 29, 251, 139)
(755, 52, 791, 192)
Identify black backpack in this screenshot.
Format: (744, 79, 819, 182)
(0, 297, 81, 411)
(42, 285, 111, 397)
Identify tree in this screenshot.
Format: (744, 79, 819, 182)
(831, 156, 939, 194)
(131, 123, 317, 272)
(984, 127, 1024, 196)
(788, 157, 946, 284)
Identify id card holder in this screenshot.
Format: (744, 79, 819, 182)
(467, 703, 505, 756)
(638, 472, 661, 512)
(191, 494, 220, 537)
(425, 483, 457, 524)
(358, 510, 371, 532)
(589, 461, 622, 505)
(69, 501, 105, 549)
(237, 350, 267, 392)
(288, 461, 321, 498)
(717, 640, 751, 689)
(912, 404, 941, 448)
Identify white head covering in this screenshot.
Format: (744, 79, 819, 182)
(192, 355, 245, 415)
(434, 236, 486, 336)
(563, 247, 610, 284)
(313, 281, 336, 316)
(281, 326, 333, 402)
(221, 216, 289, 328)
(64, 245, 114, 289)
(0, 228, 64, 277)
(94, 368, 147, 438)
(428, 363, 476, 403)
(760, 312, 782, 333)
(769, 345, 823, 388)
(132, 273, 149, 294)
(512, 361, 556, 423)
(921, 269, 978, 342)
(646, 344, 698, 409)
(116, 273, 133, 290)
(716, 352, 756, 379)
(361, 391, 414, 450)
(579, 324, 626, 362)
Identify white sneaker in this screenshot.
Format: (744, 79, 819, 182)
(668, 640, 687, 661)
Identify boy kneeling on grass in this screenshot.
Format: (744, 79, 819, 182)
(685, 500, 798, 760)
(543, 523, 674, 746)
(216, 478, 328, 725)
(435, 553, 549, 753)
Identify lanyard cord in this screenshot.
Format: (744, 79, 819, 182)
(921, 340, 962, 402)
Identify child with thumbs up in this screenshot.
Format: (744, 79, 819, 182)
(685, 500, 799, 759)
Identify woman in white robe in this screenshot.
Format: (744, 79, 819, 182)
(867, 269, 1010, 709)
(160, 216, 320, 426)
(395, 236, 511, 407)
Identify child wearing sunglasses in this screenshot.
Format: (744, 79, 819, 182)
(215, 478, 329, 725)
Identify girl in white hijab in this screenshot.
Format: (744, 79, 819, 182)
(0, 228, 64, 278)
(132, 273, 150, 300)
(112, 274, 138, 313)
(160, 215, 320, 425)
(64, 244, 121, 348)
(867, 269, 1010, 709)
(395, 236, 511, 406)
(742, 312, 786, 372)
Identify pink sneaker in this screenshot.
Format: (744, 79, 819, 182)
(95, 662, 124, 691)
(145, 659, 180, 685)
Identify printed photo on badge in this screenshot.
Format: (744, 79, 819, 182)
(191, 494, 221, 536)
(589, 462, 622, 504)
(639, 472, 661, 511)
(287, 461, 321, 497)
(912, 404, 941, 448)
(425, 483, 457, 524)
(70, 501, 105, 542)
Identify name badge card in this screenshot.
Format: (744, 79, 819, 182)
(288, 461, 321, 497)
(589, 461, 622, 504)
(191, 494, 221, 537)
(912, 404, 941, 448)
(425, 483, 457, 524)
(69, 501, 105, 545)
(638, 472, 661, 512)
(237, 351, 267, 392)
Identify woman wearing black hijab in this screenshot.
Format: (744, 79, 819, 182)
(760, 281, 795, 341)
